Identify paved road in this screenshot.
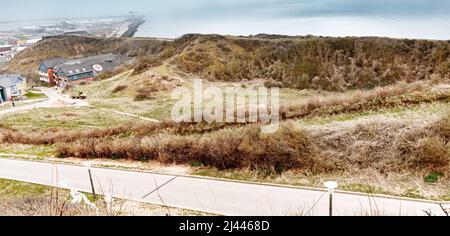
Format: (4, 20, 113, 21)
(0, 158, 447, 216)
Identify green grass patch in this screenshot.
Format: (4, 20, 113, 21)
(340, 184, 390, 195)
(0, 107, 136, 131)
(25, 91, 47, 100)
(402, 188, 424, 199)
(424, 172, 444, 184)
(440, 193, 450, 201)
(0, 178, 51, 199)
(297, 101, 450, 126)
(0, 144, 56, 157)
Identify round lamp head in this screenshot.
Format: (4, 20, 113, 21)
(83, 162, 92, 168)
(324, 181, 338, 192)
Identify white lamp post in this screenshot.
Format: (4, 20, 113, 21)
(324, 181, 338, 216)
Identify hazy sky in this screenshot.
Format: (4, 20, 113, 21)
(2, 0, 450, 39)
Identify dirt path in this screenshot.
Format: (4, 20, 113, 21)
(96, 107, 160, 122)
(0, 87, 88, 117)
(0, 84, 160, 123)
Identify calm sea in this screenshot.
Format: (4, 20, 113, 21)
(1, 1, 450, 40)
(134, 16, 450, 40)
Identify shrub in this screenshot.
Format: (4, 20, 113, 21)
(112, 85, 127, 93)
(424, 172, 444, 184)
(410, 137, 450, 172)
(280, 81, 450, 120)
(55, 123, 318, 173)
(170, 35, 450, 91)
(263, 79, 283, 88)
(134, 88, 156, 101)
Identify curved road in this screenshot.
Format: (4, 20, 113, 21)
(0, 158, 447, 216)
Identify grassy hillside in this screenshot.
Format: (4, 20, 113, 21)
(8, 34, 450, 89)
(7, 35, 170, 82)
(2, 34, 450, 199)
(162, 34, 450, 90)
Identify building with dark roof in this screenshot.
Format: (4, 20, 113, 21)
(37, 54, 124, 87)
(0, 74, 27, 103)
(56, 53, 124, 87)
(38, 57, 65, 85)
(0, 45, 13, 63)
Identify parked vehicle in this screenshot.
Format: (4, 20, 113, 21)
(72, 91, 86, 99)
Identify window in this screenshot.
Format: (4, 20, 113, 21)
(11, 85, 19, 96)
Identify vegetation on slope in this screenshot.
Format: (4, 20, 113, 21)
(51, 111, 449, 176)
(2, 80, 449, 145)
(148, 34, 450, 90)
(0, 179, 203, 216)
(8, 34, 450, 90)
(3, 33, 450, 198)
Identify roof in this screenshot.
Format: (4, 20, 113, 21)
(0, 74, 25, 88)
(40, 57, 65, 70)
(57, 54, 124, 77)
(0, 45, 12, 53)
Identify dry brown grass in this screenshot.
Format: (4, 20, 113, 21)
(308, 113, 450, 174)
(0, 191, 198, 216)
(0, 122, 166, 145)
(411, 137, 449, 172)
(134, 88, 157, 101)
(281, 81, 450, 120)
(168, 35, 450, 90)
(1, 111, 448, 176)
(1, 80, 449, 175)
(56, 123, 319, 173)
(0, 195, 99, 216)
(111, 85, 128, 94)
(0, 121, 242, 146)
(54, 114, 450, 175)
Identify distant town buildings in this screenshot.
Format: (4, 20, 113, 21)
(0, 74, 27, 103)
(39, 54, 124, 87)
(0, 45, 13, 63)
(0, 35, 42, 63)
(0, 15, 144, 66)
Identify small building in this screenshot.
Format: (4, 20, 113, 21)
(0, 45, 12, 53)
(0, 75, 27, 103)
(38, 57, 65, 85)
(7, 37, 20, 45)
(55, 54, 124, 87)
(0, 45, 13, 63)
